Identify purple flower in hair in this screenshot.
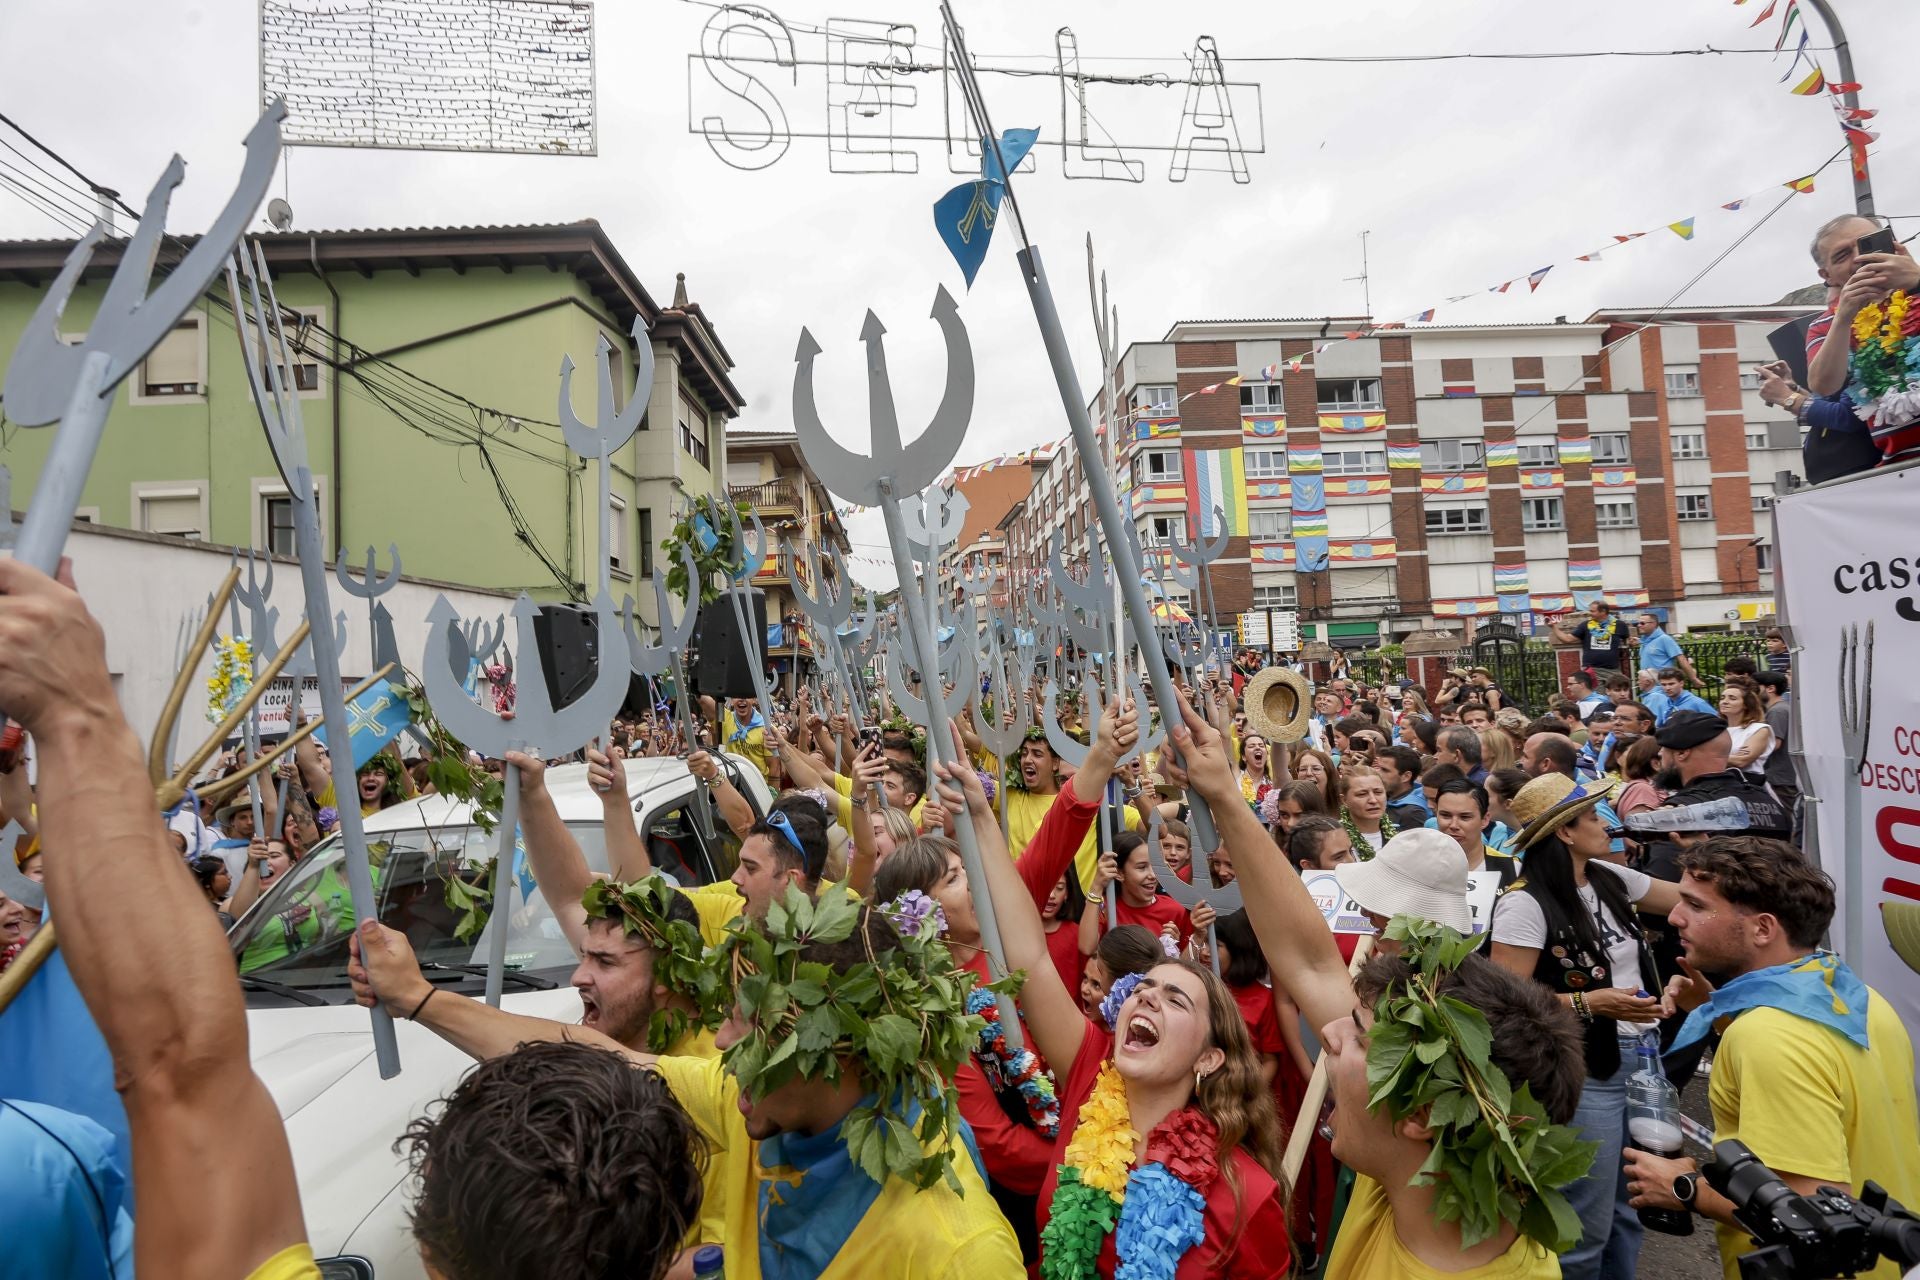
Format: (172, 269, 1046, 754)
(879, 889, 947, 939)
(976, 769, 997, 806)
(1100, 970, 1147, 1032)
(315, 806, 338, 833)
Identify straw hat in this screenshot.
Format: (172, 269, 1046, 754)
(1510, 773, 1620, 852)
(1242, 667, 1312, 743)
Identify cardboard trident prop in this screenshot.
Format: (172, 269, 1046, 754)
(624, 543, 708, 840)
(792, 288, 1024, 1048)
(937, 7, 1225, 863)
(1838, 622, 1873, 967)
(336, 545, 404, 674)
(560, 320, 653, 599)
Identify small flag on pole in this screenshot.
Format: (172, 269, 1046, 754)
(1749, 0, 1777, 25)
(932, 127, 1040, 288)
(1785, 174, 1816, 194)
(1414, 308, 1435, 322)
(1668, 218, 1697, 241)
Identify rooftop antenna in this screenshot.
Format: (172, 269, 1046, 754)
(1344, 229, 1372, 324)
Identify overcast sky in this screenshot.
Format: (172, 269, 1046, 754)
(2, 0, 1911, 589)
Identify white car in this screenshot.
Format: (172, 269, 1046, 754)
(229, 753, 770, 1279)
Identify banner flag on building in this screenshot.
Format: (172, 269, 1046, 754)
(1288, 447, 1323, 473)
(1567, 559, 1604, 590)
(1484, 441, 1519, 467)
(1251, 480, 1290, 499)
(1319, 412, 1387, 434)
(1421, 472, 1488, 495)
(1493, 563, 1530, 593)
(1520, 468, 1566, 490)
(1560, 437, 1593, 464)
(1433, 598, 1499, 617)
(1388, 443, 1423, 469)
(1185, 448, 1249, 537)
(1331, 538, 1396, 562)
(1327, 475, 1390, 497)
(1594, 466, 1638, 489)
(1250, 543, 1296, 567)
(1241, 417, 1285, 438)
(1532, 593, 1575, 613)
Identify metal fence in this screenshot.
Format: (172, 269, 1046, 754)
(1675, 634, 1769, 702)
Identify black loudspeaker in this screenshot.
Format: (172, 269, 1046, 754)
(531, 603, 602, 710)
(695, 588, 768, 699)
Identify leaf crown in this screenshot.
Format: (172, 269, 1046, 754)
(1365, 917, 1598, 1254)
(715, 883, 1015, 1191)
(579, 877, 727, 1053)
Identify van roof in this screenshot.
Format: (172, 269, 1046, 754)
(360, 752, 759, 833)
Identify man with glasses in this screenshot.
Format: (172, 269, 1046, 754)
(1633, 613, 1700, 688)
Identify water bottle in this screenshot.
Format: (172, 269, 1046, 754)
(692, 1245, 725, 1279)
(1624, 1038, 1694, 1236)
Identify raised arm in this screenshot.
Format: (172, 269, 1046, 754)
(290, 705, 333, 803)
(585, 744, 649, 888)
(1162, 695, 1356, 1034)
(841, 744, 887, 898)
(506, 750, 596, 953)
(4, 559, 309, 1279)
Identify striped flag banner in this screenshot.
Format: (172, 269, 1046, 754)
(1603, 589, 1651, 607)
(1420, 472, 1489, 495)
(1593, 467, 1638, 489)
(1288, 448, 1324, 473)
(1560, 437, 1593, 464)
(1520, 468, 1566, 489)
(1185, 447, 1250, 537)
(1484, 441, 1519, 467)
(1250, 480, 1290, 499)
(1567, 559, 1604, 590)
(1493, 563, 1530, 592)
(1251, 543, 1296, 567)
(1531, 593, 1575, 613)
(1291, 510, 1330, 538)
(1443, 383, 1476, 397)
(1331, 538, 1397, 563)
(1319, 412, 1387, 434)
(1136, 418, 1181, 440)
(1328, 475, 1391, 497)
(1242, 416, 1285, 438)
(1433, 598, 1499, 617)
(1387, 443, 1424, 469)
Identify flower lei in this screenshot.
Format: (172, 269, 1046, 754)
(1847, 290, 1920, 432)
(482, 661, 515, 716)
(206, 635, 254, 723)
(1341, 802, 1397, 860)
(965, 986, 1061, 1137)
(1038, 1061, 1217, 1279)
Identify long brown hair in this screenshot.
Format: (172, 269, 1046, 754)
(1291, 746, 1338, 813)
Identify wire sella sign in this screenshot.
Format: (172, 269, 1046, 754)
(261, 0, 595, 155)
(688, 4, 1263, 182)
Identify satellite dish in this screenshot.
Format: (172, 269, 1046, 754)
(266, 197, 294, 231)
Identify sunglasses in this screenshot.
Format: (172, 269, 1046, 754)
(765, 810, 825, 880)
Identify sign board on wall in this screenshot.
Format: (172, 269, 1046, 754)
(1774, 462, 1920, 1063)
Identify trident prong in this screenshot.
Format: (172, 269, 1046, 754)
(1839, 622, 1874, 766)
(1039, 678, 1090, 768)
(0, 467, 13, 549)
(232, 550, 282, 664)
(904, 485, 969, 564)
(625, 543, 701, 679)
(558, 318, 652, 459)
(974, 623, 1029, 763)
(1049, 528, 1109, 616)
(0, 820, 44, 913)
(886, 618, 976, 728)
(336, 544, 403, 599)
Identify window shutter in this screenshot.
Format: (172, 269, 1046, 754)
(143, 321, 201, 391)
(141, 494, 201, 538)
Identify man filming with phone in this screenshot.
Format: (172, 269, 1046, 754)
(1804, 215, 1920, 466)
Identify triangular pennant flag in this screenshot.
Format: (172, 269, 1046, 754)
(1668, 218, 1697, 240)
(1577, 252, 1601, 262)
(1527, 265, 1553, 292)
(1785, 174, 1816, 194)
(1414, 308, 1435, 322)
(1838, 106, 1878, 121)
(1749, 0, 1777, 26)
(1492, 280, 1514, 294)
(1790, 64, 1826, 95)
(1828, 81, 1863, 93)
(1774, 0, 1803, 52)
(1722, 199, 1747, 211)
(1614, 233, 1647, 243)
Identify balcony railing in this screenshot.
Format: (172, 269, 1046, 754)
(728, 480, 801, 510)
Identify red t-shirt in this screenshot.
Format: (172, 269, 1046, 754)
(1036, 1024, 1294, 1278)
(1043, 919, 1086, 999)
(1229, 982, 1286, 1059)
(956, 951, 1055, 1196)
(1113, 893, 1192, 947)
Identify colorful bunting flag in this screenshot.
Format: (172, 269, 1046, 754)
(1242, 417, 1285, 438)
(1668, 218, 1697, 240)
(1722, 199, 1747, 212)
(1567, 559, 1604, 590)
(1791, 65, 1827, 96)
(1415, 308, 1436, 323)
(1527, 266, 1553, 292)
(1260, 363, 1279, 382)
(1749, 0, 1777, 24)
(1135, 418, 1180, 441)
(1387, 443, 1424, 469)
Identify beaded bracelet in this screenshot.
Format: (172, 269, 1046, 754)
(1570, 990, 1592, 1023)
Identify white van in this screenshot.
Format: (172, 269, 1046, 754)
(229, 753, 771, 1278)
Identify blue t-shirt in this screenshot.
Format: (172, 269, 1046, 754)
(1638, 628, 1684, 676)
(1645, 688, 1714, 726)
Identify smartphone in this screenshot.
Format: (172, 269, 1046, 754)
(858, 726, 882, 749)
(1858, 227, 1898, 258)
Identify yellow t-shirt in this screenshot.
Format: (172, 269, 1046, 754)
(1003, 787, 1143, 893)
(722, 709, 771, 779)
(311, 781, 381, 819)
(665, 1025, 729, 1248)
(1708, 988, 1920, 1280)
(245, 1243, 322, 1280)
(650, 1055, 1022, 1280)
(686, 882, 749, 948)
(1325, 1176, 1560, 1279)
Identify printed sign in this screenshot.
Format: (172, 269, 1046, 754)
(1465, 867, 1503, 936)
(1302, 869, 1375, 935)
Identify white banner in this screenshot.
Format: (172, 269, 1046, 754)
(1774, 462, 1920, 1053)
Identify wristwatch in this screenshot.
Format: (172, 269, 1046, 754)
(1672, 1172, 1698, 1209)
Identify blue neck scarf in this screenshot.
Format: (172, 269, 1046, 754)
(729, 709, 764, 744)
(1671, 950, 1870, 1052)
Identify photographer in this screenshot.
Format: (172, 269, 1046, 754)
(1623, 837, 1920, 1279)
(1804, 214, 1920, 466)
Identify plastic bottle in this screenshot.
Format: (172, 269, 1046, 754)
(691, 1245, 725, 1279)
(1624, 1037, 1694, 1236)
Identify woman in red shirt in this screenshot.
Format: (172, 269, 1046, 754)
(931, 707, 1293, 1279)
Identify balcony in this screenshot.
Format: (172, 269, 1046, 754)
(728, 480, 802, 513)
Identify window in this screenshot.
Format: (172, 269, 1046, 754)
(1252, 584, 1297, 609)
(1517, 442, 1559, 467)
(1665, 367, 1702, 398)
(1316, 378, 1383, 411)
(1593, 433, 1632, 465)
(1137, 385, 1177, 417)
(1677, 492, 1714, 522)
(136, 317, 205, 400)
(1420, 439, 1483, 473)
(1754, 543, 1774, 572)
(609, 495, 629, 575)
(639, 507, 655, 578)
(1244, 448, 1286, 479)
(138, 489, 203, 540)
(1746, 428, 1769, 451)
(1595, 499, 1638, 529)
(1240, 382, 1284, 412)
(1145, 514, 1186, 546)
(1751, 492, 1774, 512)
(251, 304, 325, 396)
(256, 480, 324, 553)
(1323, 448, 1386, 476)
(1248, 510, 1289, 541)
(678, 404, 710, 469)
(1521, 497, 1564, 532)
(264, 496, 297, 555)
(1424, 505, 1490, 536)
(1672, 431, 1707, 460)
(1739, 368, 1764, 390)
(1139, 450, 1182, 482)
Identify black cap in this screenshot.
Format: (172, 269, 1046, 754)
(1655, 710, 1729, 750)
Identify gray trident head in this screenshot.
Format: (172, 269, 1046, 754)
(625, 543, 701, 679)
(336, 545, 404, 672)
(558, 317, 653, 460)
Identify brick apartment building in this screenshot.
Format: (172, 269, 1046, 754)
(997, 304, 1815, 648)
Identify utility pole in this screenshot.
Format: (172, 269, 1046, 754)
(1805, 1, 1874, 216)
(1345, 230, 1372, 324)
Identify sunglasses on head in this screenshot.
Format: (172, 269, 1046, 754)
(765, 810, 825, 880)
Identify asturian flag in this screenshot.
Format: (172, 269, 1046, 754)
(1184, 448, 1250, 537)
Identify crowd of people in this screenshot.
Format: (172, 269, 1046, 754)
(4, 541, 1917, 1280)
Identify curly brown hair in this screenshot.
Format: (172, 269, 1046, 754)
(398, 1040, 704, 1280)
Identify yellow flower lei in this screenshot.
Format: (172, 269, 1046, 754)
(1853, 291, 1912, 356)
(206, 635, 254, 723)
(1061, 1061, 1137, 1197)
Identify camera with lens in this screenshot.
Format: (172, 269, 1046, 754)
(1705, 1139, 1920, 1279)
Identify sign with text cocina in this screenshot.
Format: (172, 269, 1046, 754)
(1774, 460, 1920, 1060)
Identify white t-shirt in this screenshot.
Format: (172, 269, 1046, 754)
(1355, 827, 1386, 856)
(1492, 864, 1655, 1029)
(1728, 721, 1775, 775)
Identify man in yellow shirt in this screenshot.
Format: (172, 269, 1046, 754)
(1624, 837, 1920, 1280)
(1167, 693, 1587, 1279)
(1004, 728, 1140, 891)
(1, 559, 700, 1280)
(711, 695, 771, 779)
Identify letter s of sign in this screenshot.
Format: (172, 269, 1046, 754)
(1877, 805, 1920, 904)
(697, 4, 797, 171)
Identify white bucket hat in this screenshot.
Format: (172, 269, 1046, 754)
(1334, 827, 1473, 934)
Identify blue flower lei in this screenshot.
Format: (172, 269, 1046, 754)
(965, 986, 1061, 1138)
(1113, 1165, 1208, 1280)
(1099, 970, 1146, 1032)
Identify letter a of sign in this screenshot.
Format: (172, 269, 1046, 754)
(1169, 37, 1249, 184)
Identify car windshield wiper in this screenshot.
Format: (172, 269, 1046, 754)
(237, 975, 330, 1007)
(421, 962, 559, 991)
